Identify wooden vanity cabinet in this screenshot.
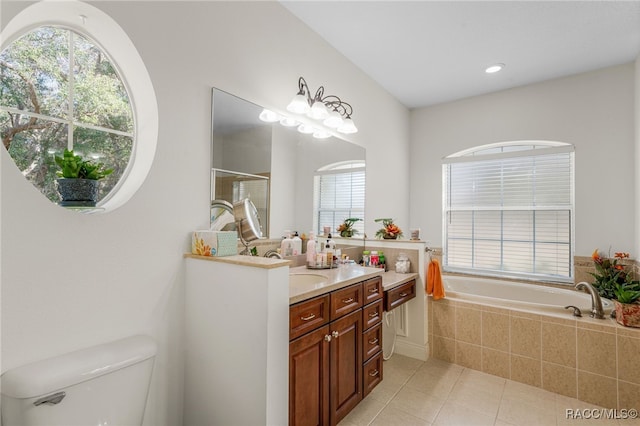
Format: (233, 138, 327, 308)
(360, 276, 383, 398)
(290, 278, 381, 426)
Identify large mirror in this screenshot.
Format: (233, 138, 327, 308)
(211, 88, 366, 242)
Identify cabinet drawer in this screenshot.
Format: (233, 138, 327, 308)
(290, 294, 330, 340)
(330, 283, 363, 320)
(362, 299, 383, 330)
(363, 276, 383, 305)
(384, 279, 416, 311)
(362, 322, 382, 362)
(363, 351, 383, 398)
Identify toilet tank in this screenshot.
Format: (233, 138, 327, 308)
(1, 335, 157, 426)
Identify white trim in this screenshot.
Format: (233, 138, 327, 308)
(1, 0, 158, 212)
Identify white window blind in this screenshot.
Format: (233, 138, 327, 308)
(443, 143, 575, 282)
(313, 162, 365, 236)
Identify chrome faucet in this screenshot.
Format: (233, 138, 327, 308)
(575, 282, 605, 319)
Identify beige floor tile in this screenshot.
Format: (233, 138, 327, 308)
(370, 405, 432, 426)
(386, 387, 446, 423)
(497, 397, 557, 426)
(404, 367, 459, 398)
(367, 372, 408, 405)
(385, 354, 425, 373)
(447, 378, 502, 417)
(433, 401, 496, 426)
(338, 395, 387, 426)
(502, 379, 557, 405)
(454, 367, 506, 394)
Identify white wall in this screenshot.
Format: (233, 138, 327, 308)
(0, 1, 409, 424)
(409, 63, 637, 257)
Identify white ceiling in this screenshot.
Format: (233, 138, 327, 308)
(281, 1, 640, 109)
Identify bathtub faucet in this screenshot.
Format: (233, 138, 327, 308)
(575, 282, 605, 319)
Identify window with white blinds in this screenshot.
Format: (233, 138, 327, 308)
(313, 162, 365, 236)
(443, 142, 575, 282)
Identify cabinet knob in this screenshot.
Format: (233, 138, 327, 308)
(324, 334, 332, 342)
(368, 288, 378, 293)
(331, 330, 339, 339)
(368, 369, 379, 377)
(300, 313, 316, 321)
(399, 292, 408, 297)
(368, 311, 379, 318)
(368, 337, 379, 345)
(342, 297, 354, 304)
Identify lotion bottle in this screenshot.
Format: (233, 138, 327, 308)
(306, 232, 317, 266)
(281, 231, 293, 257)
(292, 231, 302, 256)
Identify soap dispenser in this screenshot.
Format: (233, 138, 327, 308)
(292, 232, 302, 256)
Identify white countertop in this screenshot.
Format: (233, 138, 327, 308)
(289, 265, 419, 304)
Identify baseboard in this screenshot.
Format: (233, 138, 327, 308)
(387, 340, 428, 361)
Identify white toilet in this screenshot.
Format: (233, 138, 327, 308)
(1, 335, 157, 426)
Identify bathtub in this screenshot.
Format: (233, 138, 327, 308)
(443, 275, 613, 316)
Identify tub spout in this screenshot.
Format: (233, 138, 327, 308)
(575, 282, 605, 319)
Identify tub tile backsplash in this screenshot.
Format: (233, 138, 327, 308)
(428, 296, 640, 410)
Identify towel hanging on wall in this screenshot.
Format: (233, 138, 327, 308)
(427, 258, 445, 300)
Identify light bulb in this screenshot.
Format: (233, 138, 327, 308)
(280, 116, 298, 127)
(323, 110, 344, 128)
(337, 117, 358, 134)
(308, 101, 329, 120)
(485, 63, 505, 74)
(297, 124, 315, 134)
(313, 129, 331, 139)
(259, 109, 279, 123)
(287, 94, 310, 114)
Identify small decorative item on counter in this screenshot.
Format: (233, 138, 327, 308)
(192, 230, 238, 257)
(379, 251, 387, 271)
(362, 250, 370, 266)
(591, 248, 640, 327)
(336, 217, 362, 237)
(395, 252, 411, 273)
(323, 225, 331, 236)
(370, 251, 379, 267)
(374, 218, 403, 239)
(410, 228, 420, 240)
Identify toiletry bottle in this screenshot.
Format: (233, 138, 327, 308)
(325, 242, 333, 267)
(292, 231, 302, 256)
(379, 251, 386, 271)
(370, 251, 379, 267)
(306, 232, 317, 267)
(281, 231, 293, 257)
(326, 234, 336, 251)
(362, 250, 370, 266)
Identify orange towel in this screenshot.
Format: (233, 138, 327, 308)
(427, 259, 445, 300)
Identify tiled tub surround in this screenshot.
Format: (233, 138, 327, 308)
(428, 295, 640, 411)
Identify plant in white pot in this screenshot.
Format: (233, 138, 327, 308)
(54, 149, 113, 207)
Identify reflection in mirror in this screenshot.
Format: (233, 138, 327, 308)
(211, 88, 365, 245)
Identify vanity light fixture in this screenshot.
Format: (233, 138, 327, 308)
(485, 63, 505, 74)
(258, 108, 279, 123)
(286, 76, 358, 134)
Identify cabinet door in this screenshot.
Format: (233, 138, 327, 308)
(329, 310, 363, 425)
(290, 325, 331, 426)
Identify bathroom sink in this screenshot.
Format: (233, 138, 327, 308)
(289, 273, 328, 288)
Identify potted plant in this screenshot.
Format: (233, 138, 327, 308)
(374, 218, 403, 239)
(54, 149, 113, 207)
(336, 218, 361, 237)
(591, 249, 640, 327)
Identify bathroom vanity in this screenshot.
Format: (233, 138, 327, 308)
(184, 255, 417, 426)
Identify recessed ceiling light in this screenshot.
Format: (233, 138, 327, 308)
(485, 63, 505, 74)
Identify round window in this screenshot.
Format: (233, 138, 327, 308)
(1, 1, 157, 212)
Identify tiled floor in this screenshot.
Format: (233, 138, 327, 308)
(338, 354, 638, 426)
